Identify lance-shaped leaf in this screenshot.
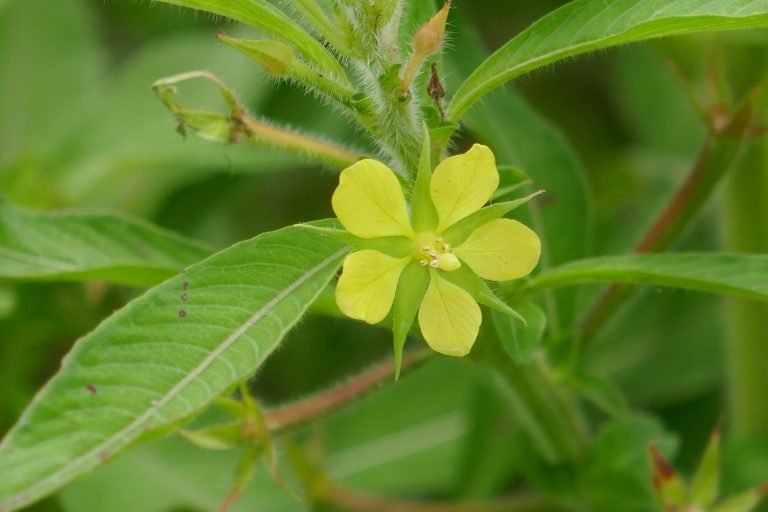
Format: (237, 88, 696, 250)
(713, 485, 768, 512)
(449, 0, 768, 122)
(649, 443, 688, 508)
(691, 424, 721, 508)
(524, 253, 768, 302)
(0, 197, 210, 286)
(151, 0, 349, 84)
(0, 226, 348, 511)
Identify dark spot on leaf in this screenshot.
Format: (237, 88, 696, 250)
(182, 281, 189, 290)
(181, 293, 188, 301)
(67, 419, 77, 426)
(99, 451, 111, 462)
(758, 482, 768, 495)
(179, 309, 187, 318)
(134, 243, 149, 256)
(86, 384, 97, 394)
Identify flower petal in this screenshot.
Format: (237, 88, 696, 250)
(332, 159, 414, 239)
(418, 272, 482, 357)
(455, 218, 541, 281)
(336, 250, 409, 324)
(430, 144, 499, 232)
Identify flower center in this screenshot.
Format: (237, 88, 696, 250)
(413, 233, 461, 272)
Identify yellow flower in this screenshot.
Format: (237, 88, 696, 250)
(331, 144, 541, 357)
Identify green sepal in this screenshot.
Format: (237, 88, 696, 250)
(442, 190, 544, 246)
(712, 485, 768, 512)
(411, 124, 439, 232)
(648, 444, 688, 508)
(493, 166, 532, 200)
(178, 422, 244, 450)
(391, 261, 429, 379)
(691, 424, 722, 508)
(297, 220, 411, 258)
(441, 266, 525, 324)
(492, 301, 545, 365)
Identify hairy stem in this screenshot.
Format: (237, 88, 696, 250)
(264, 350, 430, 433)
(473, 322, 589, 464)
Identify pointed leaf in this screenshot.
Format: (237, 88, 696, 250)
(0, 197, 210, 286)
(151, 0, 349, 83)
(713, 485, 768, 512)
(692, 424, 722, 507)
(525, 253, 768, 302)
(0, 226, 347, 511)
(449, 0, 768, 121)
(649, 443, 688, 508)
(392, 262, 430, 378)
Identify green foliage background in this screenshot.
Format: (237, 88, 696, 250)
(1, 0, 767, 511)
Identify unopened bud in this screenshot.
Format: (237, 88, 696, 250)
(400, 1, 450, 94)
(216, 35, 294, 76)
(413, 0, 450, 58)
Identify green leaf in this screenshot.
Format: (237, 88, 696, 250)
(391, 262, 429, 378)
(0, 197, 210, 286)
(0, 226, 347, 511)
(449, 0, 768, 122)
(692, 425, 722, 508)
(525, 253, 768, 302)
(151, 0, 349, 84)
(713, 485, 768, 512)
(492, 302, 545, 365)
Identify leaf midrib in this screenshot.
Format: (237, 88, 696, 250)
(0, 247, 349, 511)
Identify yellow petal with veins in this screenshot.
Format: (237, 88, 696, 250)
(418, 272, 481, 357)
(332, 159, 414, 239)
(336, 250, 409, 324)
(455, 218, 541, 281)
(431, 144, 499, 232)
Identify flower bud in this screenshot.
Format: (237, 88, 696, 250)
(412, 0, 450, 58)
(400, 1, 450, 94)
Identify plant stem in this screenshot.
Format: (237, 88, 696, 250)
(473, 323, 589, 464)
(722, 137, 768, 437)
(322, 483, 571, 512)
(264, 350, 430, 433)
(578, 101, 754, 346)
